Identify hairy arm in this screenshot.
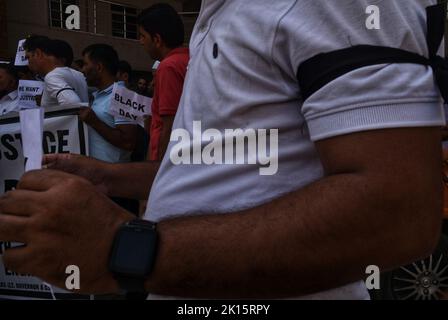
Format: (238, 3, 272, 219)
(79, 106, 138, 151)
(90, 121, 138, 152)
(104, 160, 160, 200)
(143, 127, 443, 298)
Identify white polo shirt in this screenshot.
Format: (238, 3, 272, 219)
(41, 67, 89, 107)
(144, 0, 445, 299)
(0, 90, 19, 116)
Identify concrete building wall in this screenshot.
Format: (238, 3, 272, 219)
(0, 0, 9, 60)
(3, 0, 199, 73)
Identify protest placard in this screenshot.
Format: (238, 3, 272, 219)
(17, 80, 44, 109)
(14, 39, 28, 66)
(19, 108, 44, 171)
(109, 83, 152, 127)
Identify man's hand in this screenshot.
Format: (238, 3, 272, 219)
(79, 107, 98, 126)
(43, 154, 161, 200)
(43, 154, 109, 194)
(0, 170, 134, 294)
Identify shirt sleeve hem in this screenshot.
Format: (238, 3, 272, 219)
(307, 101, 446, 141)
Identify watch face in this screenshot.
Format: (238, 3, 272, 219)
(110, 227, 157, 276)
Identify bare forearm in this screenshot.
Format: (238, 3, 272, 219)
(145, 172, 441, 298)
(104, 161, 160, 200)
(89, 120, 135, 151)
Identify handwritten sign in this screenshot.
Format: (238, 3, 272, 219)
(14, 39, 28, 66)
(109, 83, 152, 127)
(18, 80, 44, 109)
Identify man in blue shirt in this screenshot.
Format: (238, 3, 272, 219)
(79, 44, 138, 163)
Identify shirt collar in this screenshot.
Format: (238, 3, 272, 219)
(93, 82, 116, 98)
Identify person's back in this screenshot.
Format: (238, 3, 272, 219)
(41, 66, 88, 107)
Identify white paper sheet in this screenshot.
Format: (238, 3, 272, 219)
(14, 39, 28, 66)
(19, 108, 44, 171)
(108, 83, 152, 127)
(18, 80, 44, 109)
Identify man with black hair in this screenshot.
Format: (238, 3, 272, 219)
(117, 60, 132, 89)
(0, 63, 19, 115)
(80, 44, 140, 217)
(52, 39, 74, 67)
(137, 3, 189, 161)
(23, 35, 88, 107)
(80, 44, 138, 164)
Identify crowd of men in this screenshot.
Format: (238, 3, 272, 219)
(0, 3, 189, 216)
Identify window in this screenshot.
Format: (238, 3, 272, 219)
(49, 0, 80, 29)
(111, 4, 138, 40)
(180, 0, 201, 45)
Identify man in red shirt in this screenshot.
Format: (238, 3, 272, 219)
(137, 4, 189, 161)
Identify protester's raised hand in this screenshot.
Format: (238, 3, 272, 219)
(0, 169, 134, 294)
(43, 153, 109, 194)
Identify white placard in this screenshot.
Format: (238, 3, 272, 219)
(19, 108, 44, 171)
(14, 39, 28, 66)
(109, 83, 152, 127)
(17, 80, 44, 109)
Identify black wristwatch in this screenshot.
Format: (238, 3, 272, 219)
(108, 219, 158, 293)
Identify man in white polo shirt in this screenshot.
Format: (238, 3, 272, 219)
(23, 36, 88, 107)
(1, 0, 446, 299)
